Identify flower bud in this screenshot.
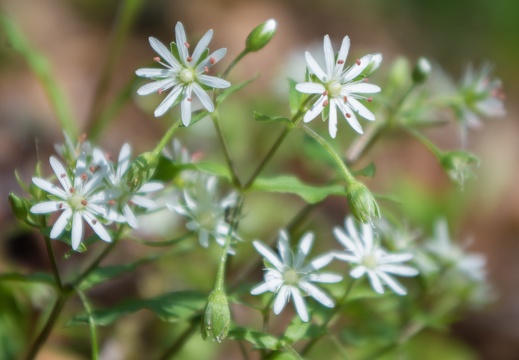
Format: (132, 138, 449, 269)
(8, 193, 31, 221)
(440, 150, 479, 188)
(346, 181, 380, 224)
(412, 57, 432, 84)
(387, 57, 410, 92)
(245, 19, 277, 52)
(201, 289, 230, 342)
(123, 151, 159, 193)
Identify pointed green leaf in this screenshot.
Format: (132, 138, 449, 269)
(0, 272, 56, 286)
(67, 290, 206, 326)
(254, 112, 293, 126)
(228, 327, 281, 350)
(14, 170, 30, 193)
(288, 78, 303, 117)
(217, 75, 258, 103)
(353, 162, 376, 178)
(250, 175, 345, 203)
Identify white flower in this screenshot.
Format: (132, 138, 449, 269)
(296, 35, 381, 138)
(93, 143, 164, 229)
(30, 154, 112, 250)
(251, 231, 342, 322)
(167, 175, 239, 254)
(426, 219, 486, 282)
(333, 217, 418, 295)
(136, 22, 231, 126)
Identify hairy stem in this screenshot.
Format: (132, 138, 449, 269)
(211, 111, 242, 189)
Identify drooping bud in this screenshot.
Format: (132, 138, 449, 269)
(201, 289, 231, 342)
(412, 57, 432, 84)
(440, 150, 480, 189)
(123, 151, 159, 193)
(346, 181, 380, 224)
(245, 19, 277, 52)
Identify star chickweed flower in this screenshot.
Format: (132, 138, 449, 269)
(30, 154, 113, 250)
(333, 217, 419, 295)
(93, 143, 164, 229)
(296, 35, 381, 138)
(136, 22, 231, 126)
(251, 231, 342, 322)
(167, 175, 239, 254)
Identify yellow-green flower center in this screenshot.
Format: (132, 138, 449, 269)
(327, 81, 342, 97)
(283, 269, 299, 285)
(361, 253, 378, 270)
(69, 194, 86, 211)
(179, 68, 195, 84)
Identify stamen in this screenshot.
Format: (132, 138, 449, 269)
(337, 60, 344, 64)
(367, 97, 373, 102)
(204, 66, 209, 73)
(58, 203, 64, 210)
(209, 57, 216, 65)
(69, 187, 75, 193)
(60, 173, 66, 178)
(187, 56, 192, 62)
(184, 42, 190, 48)
(322, 91, 329, 96)
(187, 98, 192, 102)
(343, 96, 348, 103)
(92, 219, 97, 225)
(108, 200, 116, 206)
(356, 59, 361, 66)
(323, 100, 329, 107)
(128, 200, 135, 205)
(89, 165, 95, 173)
(153, 57, 161, 62)
(363, 78, 369, 82)
(79, 133, 87, 143)
(81, 199, 88, 206)
(345, 113, 352, 118)
(158, 88, 163, 95)
(106, 153, 114, 162)
(81, 173, 88, 181)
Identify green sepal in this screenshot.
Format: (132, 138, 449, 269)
(253, 112, 293, 126)
(353, 162, 376, 178)
(288, 78, 303, 117)
(217, 75, 258, 104)
(228, 327, 281, 350)
(0, 272, 56, 287)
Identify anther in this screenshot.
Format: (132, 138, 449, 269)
(322, 91, 328, 96)
(79, 133, 87, 143)
(58, 203, 64, 209)
(106, 153, 114, 162)
(337, 60, 344, 64)
(108, 200, 116, 206)
(153, 57, 161, 62)
(69, 187, 75, 193)
(60, 173, 66, 178)
(343, 96, 348, 103)
(323, 100, 329, 107)
(81, 199, 88, 206)
(81, 173, 88, 181)
(367, 97, 373, 102)
(187, 98, 192, 102)
(92, 219, 97, 225)
(209, 57, 216, 65)
(128, 200, 135, 205)
(363, 78, 369, 82)
(204, 66, 209, 73)
(345, 113, 352, 118)
(356, 59, 361, 66)
(187, 56, 192, 62)
(184, 42, 190, 48)
(158, 88, 163, 95)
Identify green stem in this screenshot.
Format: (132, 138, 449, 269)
(23, 295, 68, 360)
(211, 111, 242, 189)
(406, 128, 443, 158)
(262, 294, 276, 332)
(75, 288, 99, 360)
(130, 231, 194, 247)
(222, 49, 249, 79)
(243, 95, 315, 189)
(152, 120, 182, 156)
(157, 317, 201, 360)
(85, 0, 143, 132)
(345, 122, 384, 164)
(299, 124, 355, 184)
(284, 344, 304, 360)
(43, 234, 63, 291)
(301, 279, 356, 355)
(0, 14, 77, 138)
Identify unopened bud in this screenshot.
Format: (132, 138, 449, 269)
(346, 181, 380, 224)
(440, 151, 479, 189)
(123, 151, 159, 193)
(201, 289, 230, 342)
(9, 193, 31, 221)
(412, 57, 432, 84)
(245, 19, 277, 52)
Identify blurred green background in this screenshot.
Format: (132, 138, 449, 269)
(1, 0, 518, 359)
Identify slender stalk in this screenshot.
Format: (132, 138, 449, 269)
(23, 295, 68, 360)
(152, 120, 182, 156)
(0, 14, 77, 138)
(261, 294, 276, 332)
(42, 234, 64, 291)
(299, 124, 355, 184)
(85, 0, 143, 131)
(222, 49, 249, 79)
(75, 288, 99, 360)
(157, 319, 200, 360)
(406, 128, 443, 158)
(301, 279, 356, 355)
(284, 344, 304, 360)
(211, 111, 242, 189)
(130, 232, 194, 247)
(345, 123, 384, 164)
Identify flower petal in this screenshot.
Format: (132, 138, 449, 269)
(131, 195, 158, 209)
(71, 211, 83, 250)
(367, 271, 384, 294)
(336, 101, 363, 134)
(305, 51, 327, 82)
(323, 35, 334, 78)
(123, 204, 138, 229)
(196, 48, 227, 71)
(303, 95, 327, 123)
(154, 85, 183, 117)
(307, 273, 342, 283)
(192, 83, 215, 112)
(299, 281, 334, 308)
(192, 29, 213, 64)
(31, 178, 67, 199)
(137, 78, 178, 96)
(175, 22, 189, 67)
(181, 86, 193, 126)
(250, 282, 270, 295)
(334, 36, 350, 77)
(117, 143, 132, 180)
(347, 97, 375, 121)
(149, 37, 181, 71)
(342, 82, 381, 94)
(273, 286, 290, 315)
(328, 100, 338, 138)
(295, 82, 326, 94)
(83, 211, 111, 243)
(378, 264, 419, 277)
(50, 208, 72, 239)
(377, 271, 407, 295)
(135, 68, 175, 78)
(30, 201, 61, 214)
(253, 241, 283, 271)
(50, 157, 71, 192)
(290, 287, 309, 322)
(342, 54, 372, 82)
(197, 74, 230, 89)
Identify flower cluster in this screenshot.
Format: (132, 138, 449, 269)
(30, 136, 163, 250)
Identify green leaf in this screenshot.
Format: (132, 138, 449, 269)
(283, 319, 311, 343)
(0, 272, 56, 286)
(40, 227, 88, 253)
(217, 75, 258, 103)
(250, 175, 346, 203)
(253, 112, 293, 126)
(79, 256, 158, 290)
(152, 155, 184, 182)
(67, 290, 206, 326)
(353, 162, 376, 178)
(14, 170, 29, 193)
(288, 78, 303, 117)
(228, 327, 281, 350)
(191, 161, 232, 180)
